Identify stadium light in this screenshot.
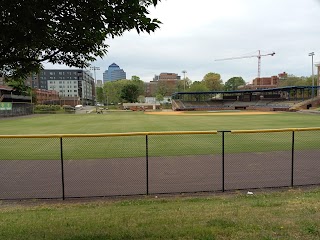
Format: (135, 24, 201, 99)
(308, 52, 315, 98)
(182, 70, 187, 91)
(90, 66, 100, 84)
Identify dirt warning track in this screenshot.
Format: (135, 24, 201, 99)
(0, 150, 319, 200)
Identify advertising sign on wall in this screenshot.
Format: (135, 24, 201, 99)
(0, 102, 12, 110)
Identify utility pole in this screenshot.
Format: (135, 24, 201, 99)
(308, 52, 315, 98)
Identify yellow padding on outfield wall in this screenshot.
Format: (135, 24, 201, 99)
(0, 130, 218, 139)
(232, 127, 320, 134)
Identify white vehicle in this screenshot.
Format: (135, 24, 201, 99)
(75, 105, 83, 110)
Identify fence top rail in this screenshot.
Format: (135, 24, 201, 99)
(0, 130, 218, 139)
(0, 127, 319, 138)
(232, 127, 320, 134)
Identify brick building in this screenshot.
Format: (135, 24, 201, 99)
(34, 89, 60, 104)
(239, 73, 286, 90)
(145, 73, 181, 97)
(252, 76, 279, 87)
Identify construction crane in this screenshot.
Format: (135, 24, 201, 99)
(215, 50, 275, 80)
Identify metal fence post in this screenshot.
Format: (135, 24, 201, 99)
(220, 131, 224, 192)
(222, 131, 225, 192)
(146, 135, 149, 195)
(220, 131, 231, 192)
(291, 131, 295, 187)
(60, 137, 65, 200)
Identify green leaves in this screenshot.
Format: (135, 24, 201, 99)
(0, 0, 162, 79)
(202, 72, 224, 91)
(224, 77, 246, 91)
(120, 83, 140, 103)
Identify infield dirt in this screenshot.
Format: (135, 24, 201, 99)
(145, 111, 279, 116)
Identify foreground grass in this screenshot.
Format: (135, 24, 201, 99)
(1, 188, 320, 239)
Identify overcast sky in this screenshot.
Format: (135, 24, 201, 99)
(46, 0, 320, 83)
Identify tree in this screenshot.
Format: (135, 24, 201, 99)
(6, 78, 31, 96)
(1, 1, 161, 79)
(187, 81, 209, 101)
(155, 94, 164, 103)
(131, 76, 141, 81)
(104, 80, 126, 104)
(138, 95, 145, 103)
(177, 77, 192, 92)
(120, 83, 140, 103)
(155, 81, 177, 97)
(224, 77, 246, 91)
(95, 87, 105, 104)
(188, 81, 209, 92)
(202, 72, 224, 91)
(131, 78, 145, 96)
(156, 81, 169, 96)
(278, 74, 312, 87)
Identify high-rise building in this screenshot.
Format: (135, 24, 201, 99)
(103, 63, 126, 82)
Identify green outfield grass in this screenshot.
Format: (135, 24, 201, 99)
(1, 111, 320, 134)
(0, 111, 319, 159)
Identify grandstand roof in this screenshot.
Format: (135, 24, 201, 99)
(172, 86, 319, 96)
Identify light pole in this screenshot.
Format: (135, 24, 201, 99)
(90, 66, 100, 105)
(90, 66, 100, 84)
(182, 70, 187, 91)
(309, 52, 315, 98)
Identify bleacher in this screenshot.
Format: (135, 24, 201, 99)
(171, 86, 319, 112)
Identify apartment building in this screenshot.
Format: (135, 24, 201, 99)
(37, 69, 95, 105)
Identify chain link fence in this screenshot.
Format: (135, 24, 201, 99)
(0, 129, 319, 200)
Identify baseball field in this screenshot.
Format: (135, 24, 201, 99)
(1, 110, 320, 239)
